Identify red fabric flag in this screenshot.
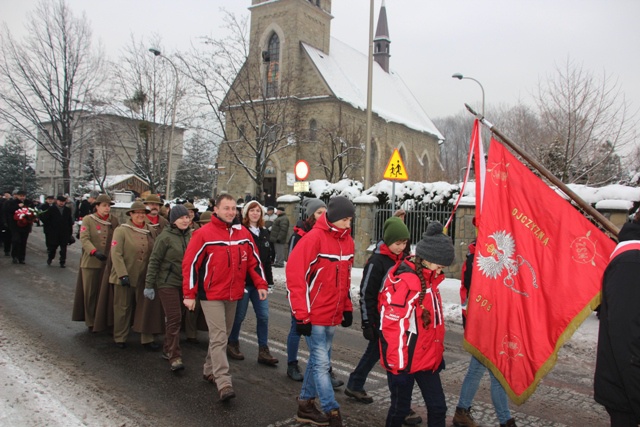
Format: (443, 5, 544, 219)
(464, 138, 616, 404)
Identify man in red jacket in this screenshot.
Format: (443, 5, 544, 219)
(286, 196, 355, 427)
(183, 193, 268, 402)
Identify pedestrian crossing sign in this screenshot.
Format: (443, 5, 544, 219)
(383, 149, 408, 181)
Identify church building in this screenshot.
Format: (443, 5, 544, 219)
(217, 0, 444, 198)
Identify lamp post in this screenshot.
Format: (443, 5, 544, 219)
(149, 48, 179, 200)
(452, 73, 485, 116)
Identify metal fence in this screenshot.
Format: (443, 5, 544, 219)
(373, 202, 455, 244)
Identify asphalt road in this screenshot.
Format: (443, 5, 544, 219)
(0, 227, 608, 427)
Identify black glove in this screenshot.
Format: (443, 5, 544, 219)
(120, 276, 130, 287)
(362, 323, 378, 341)
(94, 251, 107, 261)
(296, 321, 312, 336)
(68, 235, 76, 245)
(341, 311, 353, 327)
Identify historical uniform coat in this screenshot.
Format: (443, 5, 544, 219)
(72, 213, 119, 323)
(146, 214, 169, 235)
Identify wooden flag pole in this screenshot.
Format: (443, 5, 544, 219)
(465, 103, 620, 238)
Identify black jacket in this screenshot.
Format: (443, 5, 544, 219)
(40, 203, 74, 244)
(245, 226, 274, 287)
(594, 239, 640, 420)
(359, 240, 403, 327)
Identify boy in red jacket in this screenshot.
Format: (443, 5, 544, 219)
(182, 194, 268, 402)
(286, 196, 355, 427)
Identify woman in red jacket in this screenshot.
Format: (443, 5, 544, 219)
(378, 221, 455, 427)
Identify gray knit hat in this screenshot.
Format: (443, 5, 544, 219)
(305, 198, 327, 217)
(326, 196, 355, 223)
(415, 221, 455, 266)
(170, 204, 189, 224)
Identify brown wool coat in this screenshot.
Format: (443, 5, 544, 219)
(146, 215, 169, 235)
(72, 214, 119, 322)
(94, 220, 164, 335)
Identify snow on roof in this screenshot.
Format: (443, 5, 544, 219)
(88, 174, 148, 188)
(302, 38, 444, 140)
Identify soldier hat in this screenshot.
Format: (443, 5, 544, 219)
(126, 201, 150, 216)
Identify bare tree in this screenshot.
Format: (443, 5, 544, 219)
(106, 35, 184, 195)
(314, 121, 364, 182)
(0, 0, 105, 194)
(433, 111, 474, 182)
(180, 11, 299, 202)
(535, 58, 637, 184)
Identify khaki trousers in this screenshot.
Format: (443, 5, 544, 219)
(200, 300, 238, 390)
(113, 284, 153, 344)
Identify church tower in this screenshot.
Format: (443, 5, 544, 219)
(249, 0, 333, 97)
(373, 0, 390, 73)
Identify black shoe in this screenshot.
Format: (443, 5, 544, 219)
(12, 257, 18, 264)
(4, 252, 9, 257)
(143, 342, 161, 351)
(345, 388, 374, 404)
(46, 258, 52, 266)
(59, 263, 65, 268)
(18, 260, 25, 264)
(115, 342, 127, 349)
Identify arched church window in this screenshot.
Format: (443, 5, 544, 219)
(309, 119, 317, 141)
(265, 33, 280, 97)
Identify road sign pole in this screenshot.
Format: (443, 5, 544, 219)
(391, 182, 396, 212)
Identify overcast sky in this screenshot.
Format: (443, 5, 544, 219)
(3, 0, 640, 124)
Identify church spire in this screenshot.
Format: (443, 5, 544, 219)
(374, 0, 390, 72)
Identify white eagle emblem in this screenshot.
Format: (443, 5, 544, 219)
(477, 230, 538, 297)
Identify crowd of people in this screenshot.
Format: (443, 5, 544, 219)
(9, 187, 639, 426)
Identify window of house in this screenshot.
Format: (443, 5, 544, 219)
(265, 33, 280, 97)
(309, 119, 317, 141)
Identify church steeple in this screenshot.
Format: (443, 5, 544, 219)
(373, 0, 390, 73)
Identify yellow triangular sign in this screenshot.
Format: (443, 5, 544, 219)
(383, 149, 409, 181)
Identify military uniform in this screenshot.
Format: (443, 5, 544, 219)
(72, 213, 119, 328)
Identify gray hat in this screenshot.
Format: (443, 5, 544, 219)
(169, 204, 189, 224)
(304, 198, 327, 217)
(326, 196, 355, 223)
(414, 221, 455, 266)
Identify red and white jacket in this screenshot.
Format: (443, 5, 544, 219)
(378, 259, 445, 375)
(182, 214, 267, 301)
(286, 212, 354, 326)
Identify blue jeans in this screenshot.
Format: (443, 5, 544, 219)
(386, 365, 447, 427)
(347, 337, 380, 391)
(287, 314, 302, 364)
(300, 325, 338, 412)
(228, 285, 269, 347)
(457, 356, 511, 424)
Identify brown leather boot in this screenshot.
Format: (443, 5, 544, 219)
(453, 406, 480, 427)
(226, 342, 244, 360)
(500, 419, 517, 427)
(296, 398, 329, 426)
(258, 346, 279, 366)
(327, 408, 343, 427)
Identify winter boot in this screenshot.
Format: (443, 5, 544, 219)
(500, 419, 517, 427)
(258, 346, 279, 366)
(453, 406, 479, 427)
(296, 398, 329, 426)
(226, 342, 245, 360)
(329, 367, 344, 389)
(287, 362, 304, 381)
(327, 408, 343, 427)
(404, 409, 423, 425)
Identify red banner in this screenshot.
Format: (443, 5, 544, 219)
(464, 138, 615, 403)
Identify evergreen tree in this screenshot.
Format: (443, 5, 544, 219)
(172, 133, 216, 199)
(0, 133, 40, 196)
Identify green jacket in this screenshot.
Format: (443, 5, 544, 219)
(145, 225, 192, 290)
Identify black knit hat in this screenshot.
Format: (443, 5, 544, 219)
(326, 196, 355, 223)
(415, 221, 455, 266)
(618, 221, 640, 242)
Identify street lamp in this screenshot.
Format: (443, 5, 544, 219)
(452, 73, 485, 116)
(149, 48, 179, 200)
